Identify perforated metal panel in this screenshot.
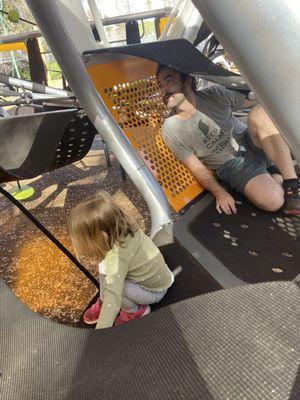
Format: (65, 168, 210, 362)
(47, 111, 96, 172)
(88, 58, 204, 211)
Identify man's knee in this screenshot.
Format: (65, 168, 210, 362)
(247, 105, 264, 128)
(245, 180, 284, 212)
(248, 105, 276, 137)
(247, 105, 265, 146)
(260, 191, 284, 212)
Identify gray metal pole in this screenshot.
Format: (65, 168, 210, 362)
(0, 73, 72, 96)
(87, 0, 109, 47)
(25, 0, 171, 236)
(192, 0, 300, 164)
(0, 30, 42, 44)
(0, 9, 171, 44)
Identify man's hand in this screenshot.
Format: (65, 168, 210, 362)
(182, 155, 238, 215)
(216, 191, 237, 215)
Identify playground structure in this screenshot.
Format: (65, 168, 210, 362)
(1, 0, 300, 398)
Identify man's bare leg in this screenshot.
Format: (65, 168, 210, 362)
(247, 105, 300, 214)
(272, 173, 283, 185)
(247, 105, 296, 179)
(244, 173, 284, 212)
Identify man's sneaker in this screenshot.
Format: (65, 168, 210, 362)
(115, 305, 151, 326)
(283, 184, 300, 215)
(83, 298, 102, 324)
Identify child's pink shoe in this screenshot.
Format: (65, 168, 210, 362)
(83, 298, 102, 324)
(115, 305, 151, 326)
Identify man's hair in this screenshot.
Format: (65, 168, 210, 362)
(155, 64, 197, 93)
(67, 191, 137, 262)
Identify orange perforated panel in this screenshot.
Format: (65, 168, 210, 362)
(87, 57, 204, 211)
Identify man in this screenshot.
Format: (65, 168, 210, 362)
(156, 64, 300, 215)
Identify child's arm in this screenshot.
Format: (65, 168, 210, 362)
(96, 252, 128, 329)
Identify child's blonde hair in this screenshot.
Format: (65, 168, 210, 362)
(67, 191, 137, 261)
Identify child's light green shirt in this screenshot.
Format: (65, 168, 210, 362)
(96, 229, 173, 329)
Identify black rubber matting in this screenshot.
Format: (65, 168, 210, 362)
(189, 193, 300, 283)
(153, 229, 221, 310)
(2, 279, 300, 400)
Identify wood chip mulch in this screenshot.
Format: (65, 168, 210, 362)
(0, 137, 152, 326)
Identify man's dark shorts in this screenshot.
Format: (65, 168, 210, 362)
(216, 130, 270, 193)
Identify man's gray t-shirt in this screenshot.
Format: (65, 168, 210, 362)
(162, 85, 246, 170)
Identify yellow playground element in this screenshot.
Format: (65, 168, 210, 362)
(0, 42, 27, 53)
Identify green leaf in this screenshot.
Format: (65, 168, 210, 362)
(7, 8, 20, 23)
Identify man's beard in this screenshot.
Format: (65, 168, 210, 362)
(162, 83, 186, 107)
(166, 94, 186, 111)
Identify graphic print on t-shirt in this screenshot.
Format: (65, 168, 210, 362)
(198, 116, 231, 155)
(198, 119, 209, 136)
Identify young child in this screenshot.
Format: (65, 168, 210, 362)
(67, 191, 174, 329)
